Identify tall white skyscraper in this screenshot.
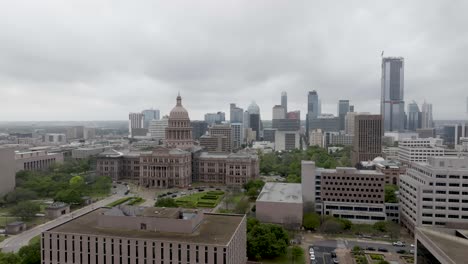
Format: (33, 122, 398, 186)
(148, 116, 169, 143)
(381, 57, 405, 132)
(421, 101, 434, 129)
(281, 91, 287, 113)
(128, 112, 144, 136)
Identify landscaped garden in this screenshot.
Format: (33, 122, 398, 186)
(175, 191, 224, 208)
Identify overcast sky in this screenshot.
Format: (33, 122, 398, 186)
(1, 0, 467, 121)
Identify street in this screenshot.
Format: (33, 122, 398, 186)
(0, 183, 128, 253)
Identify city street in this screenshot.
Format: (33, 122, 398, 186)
(0, 183, 128, 253)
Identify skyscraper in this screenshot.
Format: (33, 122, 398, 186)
(338, 100, 350, 131)
(128, 112, 144, 136)
(230, 103, 244, 123)
(248, 101, 261, 141)
(306, 90, 319, 134)
(272, 105, 286, 120)
(421, 101, 433, 129)
(381, 57, 405, 132)
(281, 91, 287, 113)
(407, 100, 421, 131)
(351, 114, 383, 165)
(204, 112, 225, 125)
(142, 109, 160, 128)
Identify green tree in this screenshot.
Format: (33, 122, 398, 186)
(303, 213, 320, 230)
(0, 252, 21, 264)
(247, 223, 289, 260)
(69, 175, 85, 190)
(286, 174, 301, 183)
(247, 187, 259, 199)
(155, 198, 178, 208)
(373, 221, 387, 232)
(9, 201, 41, 220)
(4, 188, 38, 204)
(244, 179, 265, 191)
(233, 198, 250, 214)
(320, 218, 343, 234)
(291, 246, 304, 263)
(377, 261, 390, 264)
(339, 218, 353, 230)
(92, 176, 112, 194)
(54, 189, 83, 205)
(17, 239, 41, 264)
(385, 185, 398, 203)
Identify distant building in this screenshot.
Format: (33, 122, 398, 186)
(204, 112, 225, 125)
(381, 57, 405, 132)
(441, 123, 468, 147)
(165, 95, 194, 150)
(209, 124, 232, 152)
(0, 147, 16, 195)
(72, 145, 111, 159)
(275, 131, 300, 151)
(263, 128, 276, 143)
(84, 127, 96, 140)
(345, 112, 370, 135)
(309, 129, 324, 147)
(66, 126, 85, 140)
(338, 100, 350, 131)
(281, 91, 287, 113)
(327, 133, 353, 147)
(272, 105, 286, 120)
(272, 119, 300, 132)
(407, 100, 421, 131)
(199, 135, 228, 152)
(287, 110, 300, 120)
(41, 207, 247, 264)
(191, 121, 208, 141)
(421, 101, 433, 129)
(229, 103, 244, 123)
(43, 133, 67, 144)
(351, 114, 383, 165)
(417, 128, 435, 138)
(149, 116, 169, 143)
(398, 137, 445, 163)
(308, 115, 340, 132)
(128, 113, 144, 137)
(306, 90, 319, 134)
(231, 123, 244, 150)
(142, 109, 160, 128)
(15, 150, 64, 172)
(247, 102, 261, 141)
(256, 183, 302, 227)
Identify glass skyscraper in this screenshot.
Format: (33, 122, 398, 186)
(381, 57, 405, 132)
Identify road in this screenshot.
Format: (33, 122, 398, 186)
(0, 183, 128, 253)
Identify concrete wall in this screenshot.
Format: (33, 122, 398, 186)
(256, 201, 302, 226)
(0, 147, 16, 195)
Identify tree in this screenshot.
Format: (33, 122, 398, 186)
(286, 174, 301, 183)
(244, 179, 265, 191)
(373, 221, 387, 232)
(385, 185, 398, 203)
(4, 188, 38, 204)
(303, 213, 320, 230)
(291, 246, 303, 263)
(339, 218, 353, 230)
(69, 175, 85, 190)
(247, 187, 258, 199)
(0, 252, 20, 264)
(17, 239, 41, 264)
(377, 261, 390, 264)
(9, 201, 41, 220)
(234, 198, 250, 214)
(247, 222, 289, 260)
(54, 189, 83, 205)
(155, 198, 178, 208)
(92, 176, 112, 194)
(303, 201, 316, 214)
(224, 192, 236, 210)
(320, 218, 343, 234)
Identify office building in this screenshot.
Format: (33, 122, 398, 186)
(281, 91, 287, 113)
(231, 123, 243, 150)
(229, 104, 243, 123)
(327, 133, 353, 147)
(165, 94, 194, 150)
(272, 105, 286, 120)
(346, 112, 370, 136)
(309, 129, 324, 147)
(398, 138, 445, 163)
(41, 206, 247, 264)
(381, 57, 405, 132)
(400, 156, 468, 233)
(191, 121, 208, 141)
(148, 116, 169, 143)
(351, 114, 383, 165)
(442, 124, 468, 147)
(204, 112, 225, 125)
(0, 147, 16, 195)
(128, 113, 144, 137)
(242, 111, 250, 129)
(349, 105, 354, 112)
(15, 150, 64, 172)
(407, 100, 421, 131)
(415, 226, 468, 264)
(421, 101, 433, 129)
(263, 128, 276, 143)
(199, 135, 228, 152)
(66, 126, 85, 140)
(247, 102, 261, 141)
(301, 161, 396, 223)
(338, 100, 350, 131)
(272, 119, 300, 132)
(308, 115, 340, 132)
(275, 131, 300, 151)
(72, 145, 111, 159)
(209, 124, 232, 152)
(417, 128, 436, 138)
(84, 127, 96, 140)
(306, 90, 319, 134)
(360, 157, 405, 185)
(142, 109, 160, 128)
(43, 133, 67, 144)
(256, 183, 302, 227)
(287, 110, 300, 120)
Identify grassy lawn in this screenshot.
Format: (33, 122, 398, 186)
(29, 235, 40, 245)
(176, 191, 224, 208)
(262, 247, 306, 264)
(106, 197, 133, 207)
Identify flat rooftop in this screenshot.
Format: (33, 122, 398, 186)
(257, 182, 302, 204)
(417, 227, 468, 264)
(47, 208, 244, 246)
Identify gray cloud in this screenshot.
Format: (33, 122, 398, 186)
(0, 0, 467, 121)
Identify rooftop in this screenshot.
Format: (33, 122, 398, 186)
(48, 208, 244, 246)
(257, 182, 302, 204)
(417, 226, 468, 264)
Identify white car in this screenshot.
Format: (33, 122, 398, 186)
(393, 241, 405, 247)
(309, 248, 314, 254)
(310, 255, 316, 260)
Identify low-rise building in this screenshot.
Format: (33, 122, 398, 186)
(72, 145, 112, 159)
(15, 150, 64, 172)
(45, 202, 70, 219)
(41, 206, 247, 264)
(43, 133, 67, 144)
(256, 183, 302, 228)
(6, 221, 26, 235)
(275, 131, 300, 151)
(415, 226, 468, 264)
(398, 137, 445, 163)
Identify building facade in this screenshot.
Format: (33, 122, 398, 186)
(381, 57, 405, 132)
(275, 131, 300, 151)
(338, 100, 350, 131)
(142, 109, 160, 129)
(209, 124, 232, 152)
(0, 147, 16, 196)
(229, 104, 243, 123)
(191, 121, 208, 141)
(149, 116, 169, 143)
(351, 114, 383, 165)
(165, 95, 194, 150)
(15, 150, 64, 172)
(397, 137, 445, 163)
(128, 113, 144, 136)
(41, 207, 247, 264)
(204, 112, 225, 125)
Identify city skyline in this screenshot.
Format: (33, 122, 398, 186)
(1, 1, 468, 121)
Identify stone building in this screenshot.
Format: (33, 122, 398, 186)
(165, 94, 194, 150)
(15, 150, 64, 172)
(41, 206, 247, 264)
(45, 202, 70, 219)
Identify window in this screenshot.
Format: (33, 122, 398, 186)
(140, 223, 147, 230)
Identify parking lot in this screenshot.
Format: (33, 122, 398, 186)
(308, 245, 335, 264)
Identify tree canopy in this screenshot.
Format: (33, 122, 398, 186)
(247, 218, 289, 260)
(9, 201, 41, 220)
(384, 185, 398, 203)
(303, 213, 320, 230)
(154, 198, 178, 208)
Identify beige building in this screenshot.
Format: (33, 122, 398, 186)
(165, 94, 194, 150)
(208, 124, 232, 152)
(41, 206, 247, 264)
(0, 147, 16, 195)
(256, 183, 302, 228)
(139, 147, 192, 188)
(199, 134, 229, 152)
(45, 202, 70, 219)
(415, 226, 468, 264)
(72, 145, 111, 159)
(15, 150, 64, 172)
(351, 114, 383, 166)
(309, 129, 324, 147)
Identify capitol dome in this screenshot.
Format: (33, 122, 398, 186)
(169, 94, 189, 119)
(247, 101, 260, 115)
(372, 156, 385, 163)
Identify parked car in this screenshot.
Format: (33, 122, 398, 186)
(396, 249, 406, 254)
(309, 247, 314, 254)
(393, 241, 406, 247)
(410, 249, 415, 254)
(366, 247, 375, 251)
(330, 251, 337, 258)
(171, 194, 177, 198)
(310, 255, 315, 261)
(332, 258, 339, 264)
(378, 248, 388, 252)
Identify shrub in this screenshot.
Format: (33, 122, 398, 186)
(369, 254, 384, 260)
(207, 191, 224, 195)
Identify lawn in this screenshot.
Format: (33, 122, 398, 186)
(262, 247, 305, 264)
(106, 197, 133, 207)
(176, 191, 224, 208)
